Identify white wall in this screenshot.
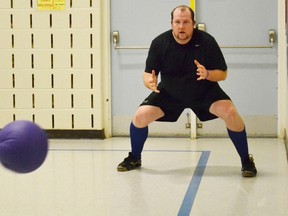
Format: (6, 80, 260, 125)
(278, 0, 288, 140)
(0, 1, 111, 138)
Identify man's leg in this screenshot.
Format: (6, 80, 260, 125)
(210, 100, 257, 177)
(117, 105, 164, 172)
(130, 105, 164, 158)
(129, 122, 148, 160)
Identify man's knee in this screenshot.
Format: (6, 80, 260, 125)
(133, 110, 147, 127)
(132, 106, 164, 127)
(211, 101, 238, 120)
(224, 106, 238, 120)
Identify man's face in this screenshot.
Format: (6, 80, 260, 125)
(171, 8, 194, 44)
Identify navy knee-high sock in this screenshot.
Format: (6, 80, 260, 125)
(227, 128, 249, 163)
(130, 122, 148, 159)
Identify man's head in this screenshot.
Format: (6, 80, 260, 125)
(171, 5, 195, 44)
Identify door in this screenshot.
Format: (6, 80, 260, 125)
(195, 1, 278, 137)
(110, 0, 278, 137)
(110, 0, 192, 137)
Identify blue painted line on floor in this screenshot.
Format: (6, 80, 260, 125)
(178, 151, 210, 216)
(49, 149, 206, 153)
(50, 147, 210, 215)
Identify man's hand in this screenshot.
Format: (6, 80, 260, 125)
(194, 60, 209, 81)
(147, 70, 160, 93)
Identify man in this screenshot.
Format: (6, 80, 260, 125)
(117, 5, 257, 177)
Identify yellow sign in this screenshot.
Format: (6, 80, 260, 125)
(190, 0, 195, 12)
(37, 0, 66, 10)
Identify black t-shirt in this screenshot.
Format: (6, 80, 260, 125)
(145, 29, 227, 103)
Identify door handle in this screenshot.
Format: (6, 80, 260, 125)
(112, 29, 276, 50)
(112, 30, 149, 49)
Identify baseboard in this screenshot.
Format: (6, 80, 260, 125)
(45, 129, 105, 139)
(198, 115, 277, 137)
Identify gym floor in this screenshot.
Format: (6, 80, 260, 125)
(0, 137, 287, 216)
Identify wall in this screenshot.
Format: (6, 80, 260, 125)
(278, 0, 288, 140)
(279, 0, 288, 153)
(0, 0, 110, 138)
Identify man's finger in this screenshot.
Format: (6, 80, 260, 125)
(194, 60, 200, 66)
(151, 70, 156, 78)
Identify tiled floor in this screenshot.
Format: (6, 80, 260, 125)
(0, 137, 287, 216)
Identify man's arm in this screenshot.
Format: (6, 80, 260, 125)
(205, 69, 227, 82)
(194, 60, 227, 82)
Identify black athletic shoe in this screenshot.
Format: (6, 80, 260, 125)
(241, 154, 257, 177)
(117, 152, 141, 172)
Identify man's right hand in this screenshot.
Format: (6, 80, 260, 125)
(148, 70, 160, 93)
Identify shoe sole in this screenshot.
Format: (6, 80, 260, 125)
(117, 163, 141, 172)
(242, 171, 257, 177)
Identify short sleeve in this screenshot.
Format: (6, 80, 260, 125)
(205, 37, 227, 71)
(145, 39, 162, 75)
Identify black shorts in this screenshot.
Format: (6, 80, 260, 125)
(140, 87, 230, 122)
